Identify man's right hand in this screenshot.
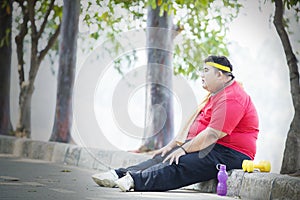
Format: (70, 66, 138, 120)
(151, 141, 177, 158)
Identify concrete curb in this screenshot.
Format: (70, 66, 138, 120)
(0, 135, 299, 199)
(0, 135, 151, 171)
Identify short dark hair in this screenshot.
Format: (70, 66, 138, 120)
(204, 55, 233, 72)
(204, 55, 235, 79)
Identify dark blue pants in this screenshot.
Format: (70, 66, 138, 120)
(115, 144, 250, 191)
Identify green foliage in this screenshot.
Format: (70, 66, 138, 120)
(0, 29, 11, 48)
(271, 0, 300, 21)
(13, 0, 63, 66)
(284, 0, 300, 9)
(171, 0, 242, 79)
(269, 0, 300, 54)
(0, 0, 12, 48)
(284, 0, 300, 54)
(83, 0, 241, 80)
(286, 0, 300, 22)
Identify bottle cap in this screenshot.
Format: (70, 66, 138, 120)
(216, 164, 226, 171)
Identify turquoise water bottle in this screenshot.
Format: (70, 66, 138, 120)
(216, 164, 228, 196)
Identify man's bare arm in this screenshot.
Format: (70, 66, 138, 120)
(182, 127, 227, 153)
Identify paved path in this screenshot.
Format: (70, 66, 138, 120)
(0, 155, 233, 200)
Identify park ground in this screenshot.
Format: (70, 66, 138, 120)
(0, 155, 233, 200)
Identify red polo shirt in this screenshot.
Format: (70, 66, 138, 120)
(187, 81, 259, 160)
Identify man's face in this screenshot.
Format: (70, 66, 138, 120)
(200, 65, 220, 92)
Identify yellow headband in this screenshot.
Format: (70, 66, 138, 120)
(205, 62, 231, 72)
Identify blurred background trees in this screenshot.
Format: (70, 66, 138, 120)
(83, 0, 241, 151)
(13, 0, 61, 138)
(49, 0, 80, 143)
(0, 0, 13, 136)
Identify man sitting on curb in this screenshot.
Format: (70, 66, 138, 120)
(92, 55, 259, 192)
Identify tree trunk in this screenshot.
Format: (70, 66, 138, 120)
(49, 0, 80, 143)
(0, 0, 13, 135)
(273, 0, 300, 175)
(139, 3, 174, 151)
(16, 0, 39, 138)
(16, 36, 38, 138)
(16, 82, 33, 137)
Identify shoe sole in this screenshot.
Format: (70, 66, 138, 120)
(92, 176, 117, 188)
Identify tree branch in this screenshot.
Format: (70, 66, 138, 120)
(273, 0, 300, 109)
(38, 23, 61, 64)
(15, 1, 29, 87)
(27, 0, 37, 38)
(37, 0, 55, 39)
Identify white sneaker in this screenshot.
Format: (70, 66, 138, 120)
(92, 170, 119, 188)
(115, 173, 134, 192)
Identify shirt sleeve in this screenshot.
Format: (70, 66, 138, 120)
(208, 98, 245, 135)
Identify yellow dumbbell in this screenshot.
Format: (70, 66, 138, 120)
(242, 160, 271, 173)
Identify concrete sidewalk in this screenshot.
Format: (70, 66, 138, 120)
(0, 135, 299, 199)
(0, 155, 233, 200)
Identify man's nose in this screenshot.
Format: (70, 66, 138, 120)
(200, 71, 205, 78)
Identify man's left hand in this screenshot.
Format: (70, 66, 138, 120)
(163, 148, 186, 165)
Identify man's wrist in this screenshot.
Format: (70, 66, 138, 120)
(179, 145, 188, 154)
(176, 140, 184, 146)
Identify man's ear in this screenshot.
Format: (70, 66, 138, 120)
(217, 70, 223, 78)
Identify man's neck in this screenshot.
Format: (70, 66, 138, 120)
(211, 79, 234, 96)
